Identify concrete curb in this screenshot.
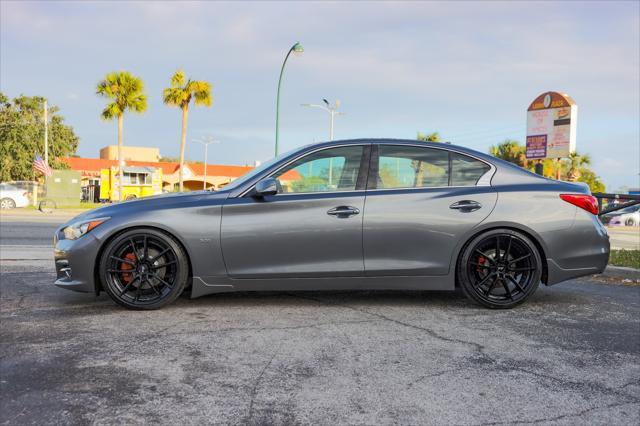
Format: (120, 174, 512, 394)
(603, 265, 640, 281)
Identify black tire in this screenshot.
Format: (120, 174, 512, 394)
(625, 217, 636, 227)
(457, 229, 542, 309)
(99, 228, 189, 310)
(38, 199, 57, 212)
(0, 198, 16, 210)
(125, 195, 137, 201)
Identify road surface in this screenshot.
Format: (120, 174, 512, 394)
(1, 212, 638, 425)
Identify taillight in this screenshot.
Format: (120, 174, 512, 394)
(560, 194, 599, 215)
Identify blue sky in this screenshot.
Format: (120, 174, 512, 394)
(1, 0, 638, 190)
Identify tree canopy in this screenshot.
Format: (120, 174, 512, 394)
(417, 131, 442, 142)
(0, 92, 79, 181)
(162, 70, 212, 110)
(96, 71, 147, 120)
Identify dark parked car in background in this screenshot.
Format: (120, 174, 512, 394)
(53, 139, 610, 310)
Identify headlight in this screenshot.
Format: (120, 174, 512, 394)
(61, 217, 110, 240)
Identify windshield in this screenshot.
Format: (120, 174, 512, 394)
(222, 146, 306, 191)
(0, 183, 17, 191)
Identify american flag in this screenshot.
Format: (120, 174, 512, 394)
(33, 154, 53, 177)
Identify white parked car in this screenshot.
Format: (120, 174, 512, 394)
(0, 183, 30, 209)
(607, 204, 640, 227)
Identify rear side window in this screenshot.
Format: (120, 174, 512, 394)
(450, 153, 491, 186)
(373, 145, 491, 189)
(377, 145, 449, 189)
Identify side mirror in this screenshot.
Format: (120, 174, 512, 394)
(254, 177, 279, 197)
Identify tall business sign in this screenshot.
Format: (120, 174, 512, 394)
(526, 91, 577, 159)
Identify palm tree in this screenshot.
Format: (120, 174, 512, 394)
(489, 139, 527, 167)
(163, 70, 212, 192)
(413, 131, 443, 183)
(566, 152, 591, 182)
(96, 71, 147, 201)
(417, 131, 442, 142)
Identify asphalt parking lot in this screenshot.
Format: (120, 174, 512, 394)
(1, 212, 639, 425)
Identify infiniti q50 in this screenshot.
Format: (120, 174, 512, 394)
(53, 139, 609, 310)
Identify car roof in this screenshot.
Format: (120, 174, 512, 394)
(307, 138, 504, 165)
(303, 138, 581, 189)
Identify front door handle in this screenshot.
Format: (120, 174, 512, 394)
(449, 200, 482, 212)
(327, 206, 360, 218)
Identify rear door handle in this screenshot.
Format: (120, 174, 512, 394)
(449, 200, 482, 212)
(327, 206, 360, 218)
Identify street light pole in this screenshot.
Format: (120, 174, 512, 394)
(275, 42, 304, 156)
(193, 136, 220, 190)
(301, 100, 345, 187)
(301, 99, 344, 141)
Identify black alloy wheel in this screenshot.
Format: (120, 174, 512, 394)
(457, 229, 542, 309)
(99, 228, 188, 310)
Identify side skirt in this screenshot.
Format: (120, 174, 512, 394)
(190, 274, 455, 299)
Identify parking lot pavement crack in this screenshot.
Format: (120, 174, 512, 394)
(286, 293, 496, 363)
(406, 368, 462, 388)
(497, 362, 640, 403)
(244, 343, 282, 425)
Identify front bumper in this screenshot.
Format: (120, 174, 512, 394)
(54, 233, 102, 293)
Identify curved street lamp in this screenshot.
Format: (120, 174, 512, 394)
(275, 41, 304, 156)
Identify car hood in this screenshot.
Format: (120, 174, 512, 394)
(63, 190, 231, 226)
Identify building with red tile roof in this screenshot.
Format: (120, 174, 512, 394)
(64, 154, 299, 192)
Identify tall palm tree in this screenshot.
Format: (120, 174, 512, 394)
(413, 131, 443, 184)
(96, 71, 147, 201)
(163, 70, 212, 192)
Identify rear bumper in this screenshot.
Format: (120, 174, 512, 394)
(545, 213, 610, 285)
(54, 233, 100, 293)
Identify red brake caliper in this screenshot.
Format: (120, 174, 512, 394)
(121, 252, 137, 283)
(476, 256, 486, 274)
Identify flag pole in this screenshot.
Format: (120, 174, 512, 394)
(43, 100, 49, 199)
(44, 100, 48, 166)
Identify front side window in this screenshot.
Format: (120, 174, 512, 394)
(376, 145, 449, 189)
(272, 145, 364, 193)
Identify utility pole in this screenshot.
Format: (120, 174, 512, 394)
(194, 136, 220, 190)
(43, 100, 48, 166)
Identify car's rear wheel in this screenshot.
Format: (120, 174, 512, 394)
(99, 228, 188, 310)
(457, 229, 542, 309)
(625, 217, 636, 227)
(1, 198, 16, 209)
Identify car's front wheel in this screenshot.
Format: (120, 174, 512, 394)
(99, 228, 189, 310)
(457, 229, 542, 309)
(1, 198, 16, 209)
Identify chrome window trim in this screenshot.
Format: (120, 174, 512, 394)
(237, 142, 496, 197)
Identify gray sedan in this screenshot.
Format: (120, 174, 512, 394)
(53, 139, 609, 310)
